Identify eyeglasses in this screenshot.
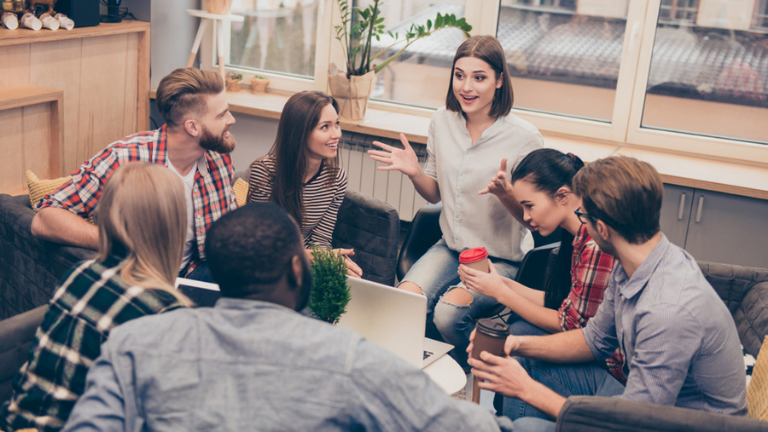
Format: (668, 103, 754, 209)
(574, 207, 598, 225)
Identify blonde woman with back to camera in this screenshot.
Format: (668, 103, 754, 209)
(1, 162, 192, 432)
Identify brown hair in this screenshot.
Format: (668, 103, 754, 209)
(572, 156, 663, 244)
(445, 35, 514, 119)
(155, 68, 224, 127)
(265, 91, 340, 230)
(97, 162, 192, 306)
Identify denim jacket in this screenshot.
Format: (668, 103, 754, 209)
(63, 298, 513, 431)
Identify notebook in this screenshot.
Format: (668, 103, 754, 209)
(337, 277, 453, 369)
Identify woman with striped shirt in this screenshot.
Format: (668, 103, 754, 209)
(247, 91, 362, 277)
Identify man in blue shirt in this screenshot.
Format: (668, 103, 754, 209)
(469, 156, 746, 431)
(62, 202, 513, 432)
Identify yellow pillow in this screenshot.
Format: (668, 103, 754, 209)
(748, 336, 768, 420)
(233, 177, 249, 207)
(25, 170, 68, 209)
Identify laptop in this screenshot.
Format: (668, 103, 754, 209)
(175, 277, 221, 307)
(337, 277, 453, 369)
(175, 277, 454, 368)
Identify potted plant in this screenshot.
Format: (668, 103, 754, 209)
(330, 0, 472, 121)
(225, 72, 242, 92)
(250, 75, 270, 94)
(308, 247, 351, 325)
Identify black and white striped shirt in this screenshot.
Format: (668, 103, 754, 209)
(247, 154, 347, 249)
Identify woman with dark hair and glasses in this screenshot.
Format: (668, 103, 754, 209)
(460, 148, 624, 382)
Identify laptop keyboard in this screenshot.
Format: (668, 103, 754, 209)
(423, 350, 434, 360)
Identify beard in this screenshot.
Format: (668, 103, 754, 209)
(200, 124, 236, 154)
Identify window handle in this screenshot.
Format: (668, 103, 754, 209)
(677, 193, 686, 220)
(695, 196, 704, 223)
(629, 21, 641, 51)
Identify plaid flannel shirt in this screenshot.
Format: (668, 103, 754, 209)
(558, 224, 626, 382)
(0, 256, 183, 432)
(36, 125, 238, 274)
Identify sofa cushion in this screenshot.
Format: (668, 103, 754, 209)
(233, 177, 248, 207)
(749, 336, 768, 421)
(332, 189, 399, 286)
(25, 170, 68, 210)
(699, 261, 768, 358)
(0, 194, 95, 319)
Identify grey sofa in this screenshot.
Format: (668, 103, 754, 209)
(0, 194, 94, 320)
(0, 188, 399, 320)
(555, 261, 768, 431)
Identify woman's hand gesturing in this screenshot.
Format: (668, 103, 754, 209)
(478, 158, 511, 197)
(368, 133, 421, 178)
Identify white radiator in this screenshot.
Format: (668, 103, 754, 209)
(339, 141, 429, 222)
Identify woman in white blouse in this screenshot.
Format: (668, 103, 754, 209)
(369, 36, 543, 368)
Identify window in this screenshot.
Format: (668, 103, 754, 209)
(631, 0, 768, 149)
(755, 0, 768, 30)
(496, 2, 630, 122)
(204, 0, 768, 162)
(360, 0, 467, 108)
(507, 0, 577, 12)
(658, 0, 698, 25)
(228, 0, 319, 78)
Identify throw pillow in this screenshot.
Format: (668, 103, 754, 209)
(748, 336, 768, 420)
(233, 177, 249, 207)
(25, 170, 68, 209)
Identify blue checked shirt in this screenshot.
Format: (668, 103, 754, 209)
(583, 234, 747, 414)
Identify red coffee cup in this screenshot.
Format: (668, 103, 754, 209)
(459, 247, 489, 273)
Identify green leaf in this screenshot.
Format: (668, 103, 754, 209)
(427, 19, 432, 31)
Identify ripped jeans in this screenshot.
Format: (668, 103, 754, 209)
(399, 238, 519, 369)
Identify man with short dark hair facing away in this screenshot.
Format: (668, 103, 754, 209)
(469, 156, 746, 432)
(62, 202, 515, 432)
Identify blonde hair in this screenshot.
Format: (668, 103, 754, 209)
(97, 162, 193, 306)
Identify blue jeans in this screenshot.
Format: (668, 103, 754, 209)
(503, 356, 625, 428)
(400, 238, 519, 368)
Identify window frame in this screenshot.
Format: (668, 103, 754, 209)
(200, 0, 768, 164)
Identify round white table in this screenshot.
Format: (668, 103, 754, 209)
(423, 354, 467, 395)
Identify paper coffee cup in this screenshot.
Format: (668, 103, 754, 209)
(54, 13, 74, 30)
(41, 15, 59, 30)
(21, 13, 41, 31)
(459, 247, 490, 273)
(471, 318, 509, 360)
(1, 12, 18, 30)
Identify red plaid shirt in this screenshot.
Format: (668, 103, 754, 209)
(558, 224, 625, 382)
(36, 125, 238, 274)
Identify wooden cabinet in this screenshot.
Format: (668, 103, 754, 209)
(0, 21, 150, 194)
(661, 185, 768, 268)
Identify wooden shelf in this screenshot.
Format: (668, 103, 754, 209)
(0, 85, 63, 111)
(0, 85, 63, 182)
(0, 20, 149, 47)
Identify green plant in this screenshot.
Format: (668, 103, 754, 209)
(227, 72, 243, 80)
(334, 0, 472, 77)
(252, 75, 267, 80)
(308, 247, 351, 324)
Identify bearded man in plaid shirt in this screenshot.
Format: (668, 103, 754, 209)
(31, 67, 238, 279)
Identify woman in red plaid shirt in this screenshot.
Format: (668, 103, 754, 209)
(460, 148, 624, 382)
